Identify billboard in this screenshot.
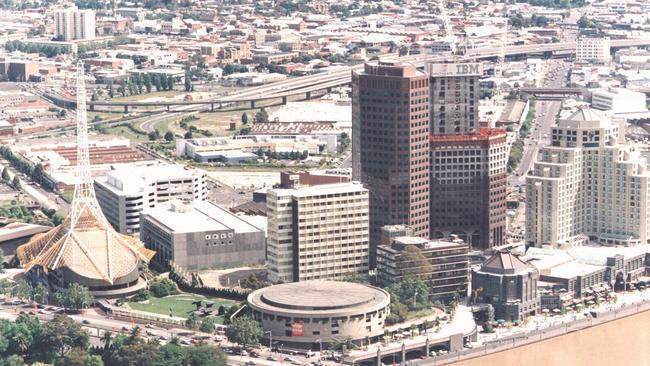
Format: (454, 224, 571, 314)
(426, 62, 483, 77)
(291, 321, 304, 337)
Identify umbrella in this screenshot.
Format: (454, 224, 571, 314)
(542, 309, 550, 313)
(587, 300, 595, 305)
(552, 309, 561, 313)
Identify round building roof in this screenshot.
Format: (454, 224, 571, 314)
(248, 280, 390, 316)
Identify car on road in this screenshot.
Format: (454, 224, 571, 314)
(82, 320, 90, 325)
(145, 324, 155, 329)
(266, 356, 278, 361)
(290, 360, 302, 365)
(180, 339, 191, 345)
(244, 361, 256, 366)
(239, 350, 248, 356)
(38, 309, 47, 314)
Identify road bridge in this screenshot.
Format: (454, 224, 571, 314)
(47, 38, 650, 113)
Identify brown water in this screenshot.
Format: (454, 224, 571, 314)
(448, 310, 650, 366)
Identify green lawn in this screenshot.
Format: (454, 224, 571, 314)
(125, 294, 235, 323)
(103, 125, 147, 140)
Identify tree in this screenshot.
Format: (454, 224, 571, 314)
(156, 343, 186, 366)
(167, 76, 174, 91)
(241, 113, 249, 125)
(108, 82, 115, 98)
(54, 347, 101, 366)
(144, 75, 152, 93)
(2, 167, 9, 181)
(52, 213, 64, 226)
(199, 317, 217, 333)
(11, 279, 31, 301)
(149, 277, 178, 297)
(12, 175, 21, 190)
(108, 339, 159, 366)
(38, 315, 90, 359)
(184, 70, 192, 92)
(164, 131, 174, 142)
(254, 108, 269, 123)
(185, 312, 199, 330)
(100, 330, 112, 354)
(225, 316, 262, 348)
(0, 248, 4, 273)
(398, 245, 433, 279)
(31, 283, 48, 304)
(185, 345, 227, 366)
(387, 278, 430, 311)
(54, 283, 94, 311)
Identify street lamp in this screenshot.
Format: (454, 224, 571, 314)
(413, 290, 418, 309)
(265, 331, 272, 353)
(315, 338, 322, 360)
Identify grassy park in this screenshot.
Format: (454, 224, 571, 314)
(125, 293, 235, 323)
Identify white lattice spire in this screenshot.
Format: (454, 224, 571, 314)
(69, 61, 104, 228)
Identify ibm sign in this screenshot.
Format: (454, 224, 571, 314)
(426, 63, 483, 77)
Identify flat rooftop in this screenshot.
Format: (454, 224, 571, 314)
(273, 181, 367, 198)
(144, 200, 263, 234)
(96, 164, 203, 195)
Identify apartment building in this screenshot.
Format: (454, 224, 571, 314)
(266, 182, 369, 283)
(54, 8, 95, 41)
(352, 61, 430, 266)
(576, 36, 611, 64)
(526, 108, 650, 248)
(95, 164, 207, 234)
(376, 229, 469, 303)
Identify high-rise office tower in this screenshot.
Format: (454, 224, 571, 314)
(428, 62, 481, 135)
(429, 129, 508, 249)
(428, 62, 507, 249)
(266, 182, 369, 283)
(55, 8, 96, 41)
(526, 108, 650, 247)
(352, 61, 430, 266)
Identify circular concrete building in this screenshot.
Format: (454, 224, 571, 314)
(248, 280, 390, 349)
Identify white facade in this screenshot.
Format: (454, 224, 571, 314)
(267, 182, 369, 283)
(526, 108, 650, 248)
(576, 37, 611, 64)
(591, 87, 648, 115)
(54, 8, 96, 41)
(95, 165, 208, 234)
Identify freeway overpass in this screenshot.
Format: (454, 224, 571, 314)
(47, 38, 650, 112)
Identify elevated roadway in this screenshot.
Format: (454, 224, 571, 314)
(45, 38, 650, 113)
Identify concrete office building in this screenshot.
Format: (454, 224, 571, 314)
(576, 36, 611, 64)
(472, 251, 540, 321)
(526, 108, 650, 248)
(140, 200, 265, 270)
(376, 229, 469, 302)
(54, 8, 96, 41)
(248, 281, 390, 349)
(352, 61, 430, 266)
(429, 128, 508, 249)
(427, 62, 481, 135)
(591, 87, 648, 115)
(95, 164, 207, 235)
(266, 182, 369, 283)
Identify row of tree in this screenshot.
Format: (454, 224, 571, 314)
(103, 73, 176, 99)
(0, 313, 227, 366)
(4, 40, 70, 58)
(0, 147, 49, 190)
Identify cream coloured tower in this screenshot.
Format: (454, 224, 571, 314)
(526, 108, 650, 248)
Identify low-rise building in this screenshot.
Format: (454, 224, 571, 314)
(472, 251, 540, 321)
(376, 230, 469, 303)
(591, 87, 648, 115)
(95, 164, 207, 234)
(140, 200, 265, 270)
(576, 36, 611, 64)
